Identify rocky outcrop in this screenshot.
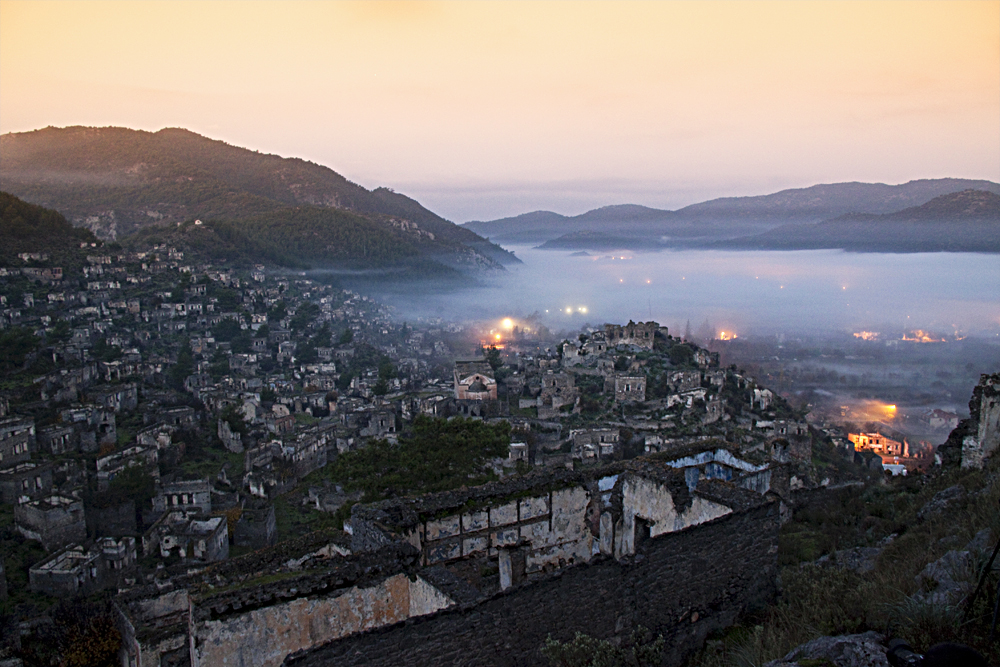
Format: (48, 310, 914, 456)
(916, 485, 966, 522)
(764, 631, 889, 667)
(938, 373, 1000, 469)
(912, 529, 992, 607)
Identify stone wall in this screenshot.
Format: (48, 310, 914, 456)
(195, 573, 453, 667)
(286, 500, 780, 667)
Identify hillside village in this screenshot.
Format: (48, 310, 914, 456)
(0, 220, 856, 656)
(1, 208, 998, 665)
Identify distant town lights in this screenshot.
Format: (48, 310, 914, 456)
(501, 318, 514, 330)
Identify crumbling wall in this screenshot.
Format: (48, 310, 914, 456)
(194, 573, 452, 667)
(618, 474, 731, 556)
(286, 500, 780, 667)
(413, 486, 597, 573)
(974, 374, 1000, 465)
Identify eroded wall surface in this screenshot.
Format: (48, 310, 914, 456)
(415, 486, 596, 573)
(195, 574, 452, 667)
(287, 501, 780, 667)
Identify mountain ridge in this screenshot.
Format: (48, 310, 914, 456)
(716, 189, 1000, 253)
(463, 178, 1000, 245)
(0, 126, 520, 273)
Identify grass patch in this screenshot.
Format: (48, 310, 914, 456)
(687, 455, 1000, 667)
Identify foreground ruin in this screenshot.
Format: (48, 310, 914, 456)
(119, 451, 784, 667)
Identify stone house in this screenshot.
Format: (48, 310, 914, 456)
(453, 361, 497, 401)
(145, 511, 229, 562)
(0, 462, 53, 504)
(37, 424, 78, 455)
(96, 445, 159, 490)
(234, 502, 278, 549)
(570, 428, 620, 460)
(15, 495, 86, 552)
(670, 370, 702, 393)
(29, 537, 138, 598)
(87, 382, 139, 413)
(279, 424, 333, 479)
(218, 418, 244, 453)
(604, 320, 662, 349)
(614, 375, 646, 402)
(60, 404, 117, 449)
(358, 409, 397, 439)
(153, 479, 213, 515)
(29, 544, 102, 597)
(0, 416, 35, 468)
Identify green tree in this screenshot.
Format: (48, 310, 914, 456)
(289, 302, 320, 332)
(220, 403, 248, 437)
(267, 300, 287, 322)
(0, 327, 39, 373)
(484, 344, 503, 373)
(328, 416, 510, 502)
(339, 328, 354, 345)
(168, 344, 195, 390)
(212, 318, 243, 342)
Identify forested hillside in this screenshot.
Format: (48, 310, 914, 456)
(0, 191, 97, 268)
(0, 126, 517, 272)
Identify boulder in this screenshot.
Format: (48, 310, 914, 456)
(764, 631, 888, 667)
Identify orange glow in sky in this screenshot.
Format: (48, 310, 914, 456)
(1, 1, 997, 220)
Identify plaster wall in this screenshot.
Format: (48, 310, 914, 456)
(619, 476, 731, 557)
(418, 487, 596, 572)
(193, 574, 452, 667)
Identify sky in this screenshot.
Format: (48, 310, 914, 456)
(1, 1, 998, 222)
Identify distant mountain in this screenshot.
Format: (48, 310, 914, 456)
(831, 189, 1000, 223)
(464, 204, 678, 244)
(464, 179, 1000, 247)
(0, 126, 519, 273)
(536, 229, 637, 250)
(675, 179, 1000, 221)
(720, 190, 1000, 253)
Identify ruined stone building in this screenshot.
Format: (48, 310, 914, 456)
(604, 320, 663, 349)
(118, 453, 782, 667)
(152, 479, 213, 515)
(143, 511, 229, 562)
(614, 375, 646, 402)
(14, 494, 86, 552)
(570, 427, 620, 460)
(28, 536, 137, 598)
(453, 360, 498, 401)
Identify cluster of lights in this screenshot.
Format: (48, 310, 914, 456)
(717, 331, 737, 341)
(853, 331, 880, 341)
(902, 330, 946, 343)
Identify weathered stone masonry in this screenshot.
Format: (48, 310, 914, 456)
(287, 498, 779, 667)
(119, 457, 781, 667)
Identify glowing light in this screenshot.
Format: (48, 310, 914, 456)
(646, 279, 651, 284)
(578, 307, 588, 313)
(853, 331, 880, 341)
(501, 318, 514, 330)
(566, 307, 573, 314)
(718, 331, 736, 341)
(902, 330, 946, 343)
(494, 333, 502, 341)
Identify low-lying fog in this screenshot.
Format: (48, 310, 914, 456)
(374, 245, 999, 446)
(393, 246, 1000, 339)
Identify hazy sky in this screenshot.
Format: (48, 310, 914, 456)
(1, 1, 998, 221)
